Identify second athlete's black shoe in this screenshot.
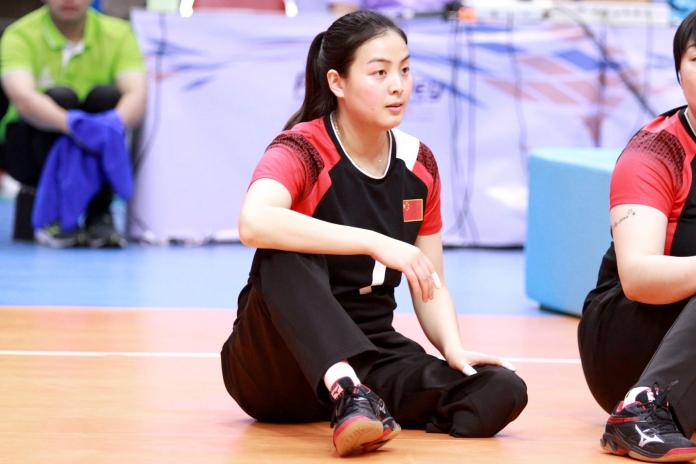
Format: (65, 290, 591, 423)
(330, 377, 400, 457)
(85, 212, 126, 248)
(601, 384, 696, 462)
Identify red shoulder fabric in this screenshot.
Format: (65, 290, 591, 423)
(414, 143, 442, 235)
(250, 132, 325, 206)
(610, 130, 684, 216)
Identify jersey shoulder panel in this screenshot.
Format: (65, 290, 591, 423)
(266, 132, 325, 186)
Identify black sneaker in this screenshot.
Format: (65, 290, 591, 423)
(86, 212, 126, 248)
(330, 378, 400, 457)
(34, 223, 83, 248)
(601, 384, 696, 462)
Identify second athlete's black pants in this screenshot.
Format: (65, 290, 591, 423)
(4, 85, 121, 221)
(579, 284, 696, 434)
(221, 250, 528, 437)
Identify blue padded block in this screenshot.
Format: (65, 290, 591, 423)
(525, 148, 621, 315)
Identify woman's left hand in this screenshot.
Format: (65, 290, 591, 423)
(445, 347, 516, 376)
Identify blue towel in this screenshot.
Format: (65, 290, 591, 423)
(32, 109, 133, 230)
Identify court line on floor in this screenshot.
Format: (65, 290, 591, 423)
(0, 350, 581, 364)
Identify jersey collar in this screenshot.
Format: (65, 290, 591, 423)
(324, 113, 396, 182)
(674, 105, 696, 145)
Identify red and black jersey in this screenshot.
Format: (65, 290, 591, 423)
(593, 106, 696, 290)
(248, 115, 441, 304)
(611, 106, 696, 255)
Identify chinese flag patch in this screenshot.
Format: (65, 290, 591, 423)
(403, 199, 424, 222)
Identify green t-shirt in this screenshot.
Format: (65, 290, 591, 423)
(0, 6, 145, 141)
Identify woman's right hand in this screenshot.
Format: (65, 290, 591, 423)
(369, 233, 436, 302)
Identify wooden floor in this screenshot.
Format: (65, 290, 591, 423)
(0, 307, 623, 464)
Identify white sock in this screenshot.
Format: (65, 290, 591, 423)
(624, 386, 654, 404)
(323, 361, 360, 400)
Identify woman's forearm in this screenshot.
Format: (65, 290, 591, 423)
(412, 286, 462, 358)
(239, 204, 378, 257)
(620, 254, 696, 304)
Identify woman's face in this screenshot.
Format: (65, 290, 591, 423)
(335, 30, 412, 131)
(680, 40, 696, 110)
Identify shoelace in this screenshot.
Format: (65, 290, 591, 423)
(639, 382, 680, 435)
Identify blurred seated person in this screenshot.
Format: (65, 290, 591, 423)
(327, 0, 454, 17)
(0, 0, 146, 248)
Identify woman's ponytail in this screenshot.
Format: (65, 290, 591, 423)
(284, 31, 335, 130)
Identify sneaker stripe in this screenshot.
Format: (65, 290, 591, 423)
(664, 447, 696, 457)
(607, 416, 641, 424)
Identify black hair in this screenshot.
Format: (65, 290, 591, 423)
(674, 9, 696, 82)
(283, 10, 407, 130)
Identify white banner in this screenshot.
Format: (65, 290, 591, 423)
(130, 10, 681, 245)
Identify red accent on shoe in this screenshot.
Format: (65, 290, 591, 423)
(664, 447, 696, 457)
(615, 401, 625, 413)
(607, 416, 640, 424)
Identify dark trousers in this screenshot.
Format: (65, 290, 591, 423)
(578, 285, 696, 434)
(4, 85, 121, 221)
(221, 250, 528, 437)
